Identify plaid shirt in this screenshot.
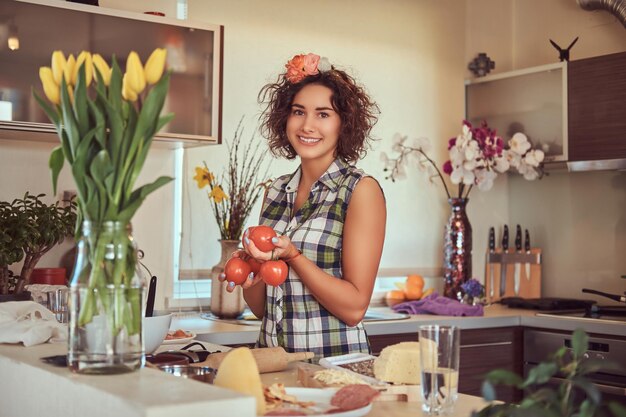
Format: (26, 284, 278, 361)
(256, 158, 372, 360)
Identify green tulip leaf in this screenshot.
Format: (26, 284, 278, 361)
(73, 65, 89, 137)
(117, 176, 173, 223)
(49, 146, 65, 196)
(88, 100, 106, 149)
(32, 89, 60, 128)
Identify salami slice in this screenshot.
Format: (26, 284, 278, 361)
(330, 384, 380, 411)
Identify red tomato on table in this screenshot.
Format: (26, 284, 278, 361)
(259, 260, 288, 286)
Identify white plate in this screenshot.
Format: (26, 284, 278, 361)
(162, 331, 196, 345)
(260, 387, 373, 417)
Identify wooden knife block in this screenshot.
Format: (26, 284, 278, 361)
(484, 248, 542, 303)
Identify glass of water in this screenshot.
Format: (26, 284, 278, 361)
(419, 325, 460, 415)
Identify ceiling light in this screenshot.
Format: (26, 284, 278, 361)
(7, 23, 18, 51)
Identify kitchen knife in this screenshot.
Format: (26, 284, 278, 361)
(145, 276, 157, 318)
(488, 227, 495, 298)
(514, 225, 522, 295)
(524, 229, 531, 281)
(500, 225, 509, 297)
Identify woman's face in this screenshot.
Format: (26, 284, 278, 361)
(286, 83, 341, 164)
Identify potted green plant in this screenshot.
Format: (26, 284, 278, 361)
(474, 328, 626, 417)
(0, 192, 76, 298)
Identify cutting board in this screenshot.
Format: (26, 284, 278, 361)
(296, 363, 421, 402)
(485, 248, 542, 302)
(193, 347, 314, 374)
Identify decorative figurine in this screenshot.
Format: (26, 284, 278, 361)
(468, 53, 495, 77)
(549, 37, 579, 62)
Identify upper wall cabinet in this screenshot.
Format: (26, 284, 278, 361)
(466, 51, 626, 171)
(567, 51, 626, 171)
(0, 0, 223, 147)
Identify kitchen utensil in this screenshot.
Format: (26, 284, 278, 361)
(145, 276, 157, 317)
(524, 229, 531, 280)
(514, 225, 522, 295)
(582, 288, 626, 304)
(488, 227, 495, 298)
(500, 225, 509, 297)
(195, 346, 314, 373)
(159, 365, 217, 383)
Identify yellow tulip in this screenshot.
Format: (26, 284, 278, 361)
(125, 51, 146, 94)
(92, 54, 112, 86)
(121, 73, 138, 102)
(75, 51, 93, 86)
(51, 51, 66, 86)
(67, 85, 74, 104)
(64, 54, 76, 86)
(144, 48, 167, 85)
(39, 67, 60, 105)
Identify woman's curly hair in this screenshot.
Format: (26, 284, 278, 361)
(258, 67, 379, 163)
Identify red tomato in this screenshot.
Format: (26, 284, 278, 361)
(224, 257, 252, 285)
(247, 257, 263, 276)
(249, 225, 277, 252)
(242, 226, 256, 248)
(259, 260, 288, 286)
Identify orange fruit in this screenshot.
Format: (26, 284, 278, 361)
(385, 290, 406, 307)
(404, 274, 425, 300)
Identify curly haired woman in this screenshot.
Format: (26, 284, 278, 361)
(221, 53, 386, 359)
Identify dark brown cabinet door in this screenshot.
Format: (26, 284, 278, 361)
(568, 52, 626, 162)
(369, 326, 523, 403)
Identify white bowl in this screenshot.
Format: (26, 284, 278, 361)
(143, 314, 172, 354)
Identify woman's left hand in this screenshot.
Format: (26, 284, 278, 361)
(243, 229, 299, 261)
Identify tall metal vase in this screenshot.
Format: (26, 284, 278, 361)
(210, 239, 245, 318)
(443, 198, 472, 301)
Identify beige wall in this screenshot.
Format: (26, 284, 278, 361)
(1, 0, 624, 308)
(466, 0, 626, 303)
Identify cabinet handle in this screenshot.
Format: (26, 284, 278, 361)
(461, 341, 512, 349)
(549, 376, 625, 396)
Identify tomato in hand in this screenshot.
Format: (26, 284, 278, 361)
(242, 226, 256, 248)
(259, 260, 288, 286)
(249, 225, 277, 252)
(224, 257, 252, 285)
(247, 257, 263, 276)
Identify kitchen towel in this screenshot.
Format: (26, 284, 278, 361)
(391, 292, 484, 316)
(0, 301, 67, 346)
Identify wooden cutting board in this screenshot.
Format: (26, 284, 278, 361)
(296, 363, 421, 402)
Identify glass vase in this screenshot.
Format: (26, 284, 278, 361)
(443, 198, 472, 301)
(68, 221, 144, 374)
(210, 239, 245, 319)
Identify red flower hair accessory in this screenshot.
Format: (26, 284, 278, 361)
(284, 53, 331, 83)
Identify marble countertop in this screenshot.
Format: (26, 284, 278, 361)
(170, 304, 626, 346)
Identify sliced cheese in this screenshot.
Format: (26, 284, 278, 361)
(213, 347, 266, 415)
(373, 341, 423, 384)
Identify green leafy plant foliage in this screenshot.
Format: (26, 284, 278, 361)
(0, 193, 76, 295)
(473, 328, 626, 417)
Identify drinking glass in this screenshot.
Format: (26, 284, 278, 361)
(46, 288, 69, 323)
(419, 325, 460, 415)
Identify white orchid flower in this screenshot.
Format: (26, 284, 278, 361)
(410, 136, 431, 152)
(391, 133, 407, 153)
(509, 132, 532, 155)
(476, 169, 497, 191)
(524, 149, 545, 167)
(494, 156, 510, 173)
(464, 140, 480, 161)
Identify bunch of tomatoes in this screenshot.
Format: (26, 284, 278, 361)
(223, 225, 289, 287)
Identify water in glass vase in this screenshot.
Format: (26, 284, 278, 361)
(420, 367, 459, 415)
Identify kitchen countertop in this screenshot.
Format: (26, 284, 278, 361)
(171, 304, 626, 346)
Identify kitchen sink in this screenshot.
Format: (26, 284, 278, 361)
(200, 308, 409, 326)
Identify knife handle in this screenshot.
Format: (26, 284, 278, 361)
(488, 227, 495, 252)
(515, 225, 522, 251)
(502, 225, 509, 251)
(525, 229, 531, 252)
(145, 276, 157, 318)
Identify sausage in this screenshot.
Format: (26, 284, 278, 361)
(330, 384, 380, 411)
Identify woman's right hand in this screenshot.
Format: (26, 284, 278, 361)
(218, 250, 264, 293)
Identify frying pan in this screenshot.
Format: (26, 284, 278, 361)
(582, 288, 626, 304)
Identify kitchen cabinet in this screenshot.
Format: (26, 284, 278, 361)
(369, 326, 523, 403)
(567, 51, 626, 168)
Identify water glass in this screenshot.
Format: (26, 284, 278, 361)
(46, 288, 69, 323)
(419, 325, 460, 415)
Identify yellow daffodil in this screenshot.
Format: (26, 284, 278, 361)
(193, 166, 214, 188)
(121, 73, 138, 102)
(63, 54, 76, 86)
(39, 67, 60, 105)
(144, 48, 167, 85)
(125, 51, 146, 94)
(75, 51, 93, 86)
(92, 53, 112, 86)
(51, 51, 66, 86)
(209, 185, 228, 204)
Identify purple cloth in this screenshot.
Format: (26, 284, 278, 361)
(391, 292, 484, 317)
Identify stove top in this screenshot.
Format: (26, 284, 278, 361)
(536, 305, 626, 323)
